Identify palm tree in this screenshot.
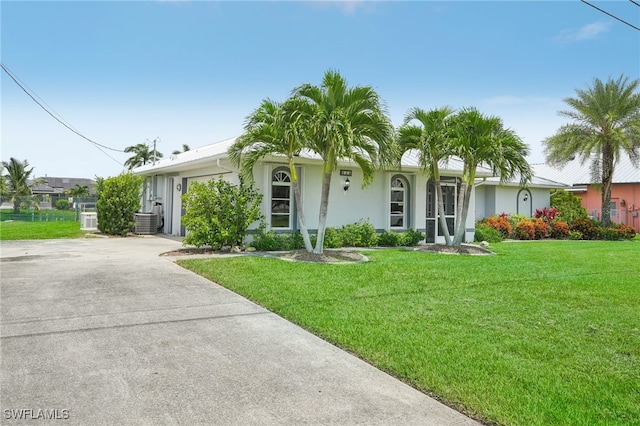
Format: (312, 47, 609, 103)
(1, 158, 44, 213)
(124, 143, 163, 169)
(543, 75, 640, 226)
(172, 144, 191, 155)
(67, 184, 91, 199)
(450, 108, 532, 246)
(398, 106, 456, 246)
(293, 70, 395, 253)
(229, 97, 314, 252)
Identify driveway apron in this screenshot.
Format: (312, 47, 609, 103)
(1, 236, 480, 425)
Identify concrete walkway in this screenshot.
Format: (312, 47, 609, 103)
(1, 236, 480, 425)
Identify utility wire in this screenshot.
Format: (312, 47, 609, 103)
(580, 0, 640, 31)
(629, 0, 640, 8)
(1, 62, 126, 167)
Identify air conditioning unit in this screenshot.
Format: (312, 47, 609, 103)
(80, 212, 98, 231)
(134, 213, 157, 235)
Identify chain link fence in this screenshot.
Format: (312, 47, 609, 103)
(1, 196, 97, 222)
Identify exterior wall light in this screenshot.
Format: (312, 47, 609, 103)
(620, 199, 626, 207)
(343, 178, 350, 192)
(523, 193, 529, 202)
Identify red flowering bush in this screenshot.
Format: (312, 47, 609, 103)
(534, 207, 559, 223)
(481, 215, 512, 239)
(549, 221, 570, 239)
(513, 220, 535, 240)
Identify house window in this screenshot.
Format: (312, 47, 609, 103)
(271, 168, 292, 228)
(390, 175, 408, 229)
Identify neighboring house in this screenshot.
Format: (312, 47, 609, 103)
(533, 156, 640, 231)
(30, 177, 96, 208)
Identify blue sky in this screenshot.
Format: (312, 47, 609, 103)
(2, 0, 639, 179)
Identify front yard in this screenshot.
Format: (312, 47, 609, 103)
(178, 240, 640, 426)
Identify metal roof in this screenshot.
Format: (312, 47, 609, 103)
(532, 155, 640, 186)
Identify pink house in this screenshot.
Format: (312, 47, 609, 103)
(534, 156, 640, 231)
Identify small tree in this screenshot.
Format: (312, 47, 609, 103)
(96, 173, 143, 236)
(550, 190, 588, 225)
(181, 178, 263, 249)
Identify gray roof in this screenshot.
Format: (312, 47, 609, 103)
(480, 174, 568, 189)
(31, 177, 96, 195)
(533, 155, 640, 186)
(133, 136, 496, 177)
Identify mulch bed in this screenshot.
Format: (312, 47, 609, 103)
(274, 250, 367, 263)
(414, 244, 495, 255)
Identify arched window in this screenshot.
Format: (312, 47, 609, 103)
(390, 175, 409, 229)
(271, 168, 292, 228)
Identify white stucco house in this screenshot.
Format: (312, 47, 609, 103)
(132, 137, 566, 244)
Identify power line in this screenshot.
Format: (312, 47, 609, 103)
(629, 0, 640, 8)
(580, 0, 640, 31)
(0, 62, 126, 167)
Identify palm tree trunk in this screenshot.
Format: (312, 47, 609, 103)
(601, 146, 614, 226)
(289, 161, 313, 252)
(314, 171, 332, 254)
(434, 175, 452, 246)
(453, 170, 475, 247)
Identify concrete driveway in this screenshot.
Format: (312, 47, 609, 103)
(1, 236, 480, 425)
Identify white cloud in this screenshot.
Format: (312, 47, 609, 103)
(554, 21, 611, 44)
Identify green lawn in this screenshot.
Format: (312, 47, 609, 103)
(0, 221, 86, 240)
(178, 240, 640, 426)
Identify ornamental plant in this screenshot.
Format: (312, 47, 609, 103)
(534, 207, 559, 223)
(513, 220, 535, 240)
(481, 215, 512, 239)
(549, 221, 570, 239)
(533, 218, 549, 239)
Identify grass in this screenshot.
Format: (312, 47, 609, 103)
(0, 220, 86, 240)
(177, 240, 640, 426)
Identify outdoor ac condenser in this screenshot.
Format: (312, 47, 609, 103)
(80, 212, 98, 231)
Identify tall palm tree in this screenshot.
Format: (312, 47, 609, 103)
(544, 75, 640, 226)
(293, 70, 395, 253)
(67, 184, 91, 199)
(124, 143, 163, 169)
(451, 108, 532, 246)
(398, 106, 456, 246)
(1, 158, 44, 213)
(229, 97, 314, 252)
(172, 144, 191, 155)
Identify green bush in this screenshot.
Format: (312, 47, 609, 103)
(182, 179, 263, 249)
(96, 173, 143, 236)
(377, 228, 425, 247)
(507, 214, 528, 232)
(474, 223, 503, 243)
(404, 228, 425, 245)
(550, 190, 588, 226)
(251, 231, 306, 251)
(55, 199, 71, 210)
(323, 227, 343, 248)
(339, 220, 378, 247)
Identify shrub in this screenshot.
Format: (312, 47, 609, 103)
(96, 173, 143, 236)
(339, 220, 378, 247)
(550, 190, 588, 226)
(549, 221, 570, 239)
(55, 199, 71, 210)
(600, 223, 637, 240)
(474, 223, 503, 243)
(481, 215, 512, 239)
(182, 178, 263, 249)
(377, 231, 403, 247)
(533, 218, 549, 239)
(569, 231, 583, 240)
(571, 218, 600, 240)
(323, 227, 343, 248)
(513, 220, 535, 240)
(404, 228, 425, 246)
